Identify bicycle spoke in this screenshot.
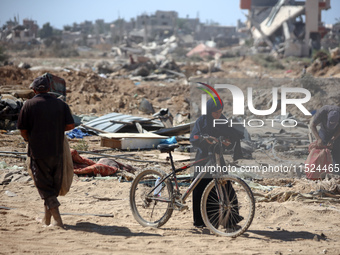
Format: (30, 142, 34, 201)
(130, 168, 174, 228)
(201, 176, 255, 237)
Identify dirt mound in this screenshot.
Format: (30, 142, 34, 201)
(0, 65, 34, 86)
(1, 53, 340, 118)
(0, 65, 191, 117)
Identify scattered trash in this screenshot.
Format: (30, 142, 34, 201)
(160, 136, 177, 145)
(5, 190, 17, 197)
(0, 161, 24, 171)
(66, 128, 92, 139)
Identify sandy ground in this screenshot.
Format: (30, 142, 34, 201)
(1, 54, 340, 254)
(1, 132, 340, 255)
(1, 178, 340, 255)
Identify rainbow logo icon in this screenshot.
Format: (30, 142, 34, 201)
(197, 82, 222, 106)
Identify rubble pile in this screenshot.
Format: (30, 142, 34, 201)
(308, 47, 340, 77)
(0, 94, 24, 130)
(0, 40, 340, 196)
(0, 164, 31, 185)
(0, 64, 191, 118)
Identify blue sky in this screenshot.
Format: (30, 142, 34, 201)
(0, 0, 339, 29)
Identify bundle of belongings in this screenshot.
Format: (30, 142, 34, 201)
(304, 141, 333, 180)
(27, 136, 136, 197)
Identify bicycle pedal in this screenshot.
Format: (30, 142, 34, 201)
(175, 201, 188, 211)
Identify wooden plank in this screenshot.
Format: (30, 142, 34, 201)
(100, 136, 165, 150)
(100, 137, 122, 148)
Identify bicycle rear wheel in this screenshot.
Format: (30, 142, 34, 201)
(130, 168, 173, 228)
(201, 175, 255, 237)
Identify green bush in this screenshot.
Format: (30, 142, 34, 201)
(283, 56, 311, 66)
(72, 139, 89, 151)
(251, 54, 285, 70)
(55, 48, 80, 58)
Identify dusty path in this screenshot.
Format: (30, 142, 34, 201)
(1, 178, 340, 255)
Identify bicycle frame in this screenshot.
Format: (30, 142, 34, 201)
(147, 138, 225, 207)
(130, 135, 256, 237)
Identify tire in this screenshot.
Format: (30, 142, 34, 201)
(201, 175, 255, 237)
(129, 168, 174, 228)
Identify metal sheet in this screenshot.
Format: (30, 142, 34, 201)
(154, 122, 194, 136)
(82, 112, 163, 134)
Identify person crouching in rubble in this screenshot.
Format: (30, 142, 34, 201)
(190, 97, 244, 228)
(310, 105, 340, 165)
(17, 76, 75, 228)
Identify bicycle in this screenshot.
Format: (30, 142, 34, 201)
(129, 135, 255, 237)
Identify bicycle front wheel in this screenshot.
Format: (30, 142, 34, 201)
(130, 168, 174, 228)
(201, 175, 255, 237)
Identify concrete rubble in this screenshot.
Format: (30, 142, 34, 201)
(1, 4, 340, 199)
(241, 0, 331, 57)
(0, 162, 31, 185)
(0, 94, 24, 130)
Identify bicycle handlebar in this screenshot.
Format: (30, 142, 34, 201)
(193, 135, 231, 146)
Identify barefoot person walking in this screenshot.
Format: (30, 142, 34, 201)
(17, 75, 75, 227)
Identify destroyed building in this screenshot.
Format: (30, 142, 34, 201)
(136, 11, 178, 41)
(241, 0, 331, 57)
(0, 18, 38, 44)
(1, 9, 246, 49)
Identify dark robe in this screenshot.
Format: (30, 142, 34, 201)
(190, 97, 243, 227)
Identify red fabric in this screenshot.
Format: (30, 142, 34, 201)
(70, 149, 135, 176)
(73, 163, 118, 176)
(71, 149, 117, 176)
(304, 142, 333, 180)
(71, 149, 96, 165)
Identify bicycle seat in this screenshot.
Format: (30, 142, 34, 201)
(157, 144, 179, 153)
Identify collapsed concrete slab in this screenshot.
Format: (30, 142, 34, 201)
(243, 0, 331, 57)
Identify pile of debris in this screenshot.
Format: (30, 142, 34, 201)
(0, 64, 192, 123)
(71, 107, 192, 151)
(0, 162, 31, 185)
(308, 47, 340, 76)
(243, 0, 330, 58)
(253, 177, 340, 203)
(0, 94, 24, 130)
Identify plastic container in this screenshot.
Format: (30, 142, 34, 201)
(154, 177, 162, 196)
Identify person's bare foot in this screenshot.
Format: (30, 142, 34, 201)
(50, 207, 64, 228)
(35, 206, 52, 226)
(43, 205, 52, 225)
(47, 221, 66, 229)
(35, 217, 50, 227)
